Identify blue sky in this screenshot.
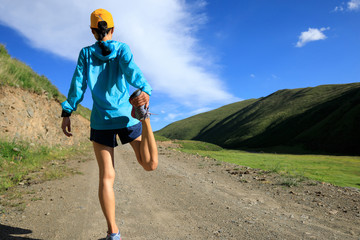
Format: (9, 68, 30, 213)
(0, 0, 359, 131)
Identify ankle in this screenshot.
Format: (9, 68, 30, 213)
(108, 226, 119, 234)
(141, 118, 150, 124)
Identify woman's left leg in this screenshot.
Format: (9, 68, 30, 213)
(93, 142, 119, 235)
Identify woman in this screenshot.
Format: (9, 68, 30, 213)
(61, 8, 158, 240)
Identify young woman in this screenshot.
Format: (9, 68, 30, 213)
(60, 8, 158, 240)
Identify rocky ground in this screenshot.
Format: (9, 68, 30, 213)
(0, 141, 359, 240)
(0, 86, 90, 146)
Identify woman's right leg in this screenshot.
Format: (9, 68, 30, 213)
(130, 118, 158, 171)
(93, 141, 119, 234)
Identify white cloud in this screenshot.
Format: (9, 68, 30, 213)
(190, 107, 212, 115)
(272, 74, 279, 79)
(296, 27, 330, 48)
(348, 0, 360, 10)
(192, 0, 208, 9)
(165, 113, 183, 121)
(334, 0, 360, 11)
(0, 0, 238, 108)
(215, 31, 227, 40)
(250, 74, 256, 78)
(161, 107, 211, 125)
(333, 5, 345, 12)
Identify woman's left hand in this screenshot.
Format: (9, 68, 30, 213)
(130, 91, 150, 108)
(61, 117, 73, 137)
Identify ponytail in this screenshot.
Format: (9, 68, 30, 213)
(93, 21, 113, 56)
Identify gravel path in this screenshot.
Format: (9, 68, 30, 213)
(1, 143, 359, 240)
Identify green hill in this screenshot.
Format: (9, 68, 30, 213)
(157, 83, 360, 155)
(0, 44, 91, 120)
(157, 99, 258, 140)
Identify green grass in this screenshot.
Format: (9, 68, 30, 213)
(0, 140, 91, 193)
(154, 133, 171, 142)
(176, 140, 360, 189)
(0, 45, 60, 99)
(279, 174, 308, 187)
(177, 140, 223, 151)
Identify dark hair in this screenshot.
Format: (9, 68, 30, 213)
(92, 21, 113, 56)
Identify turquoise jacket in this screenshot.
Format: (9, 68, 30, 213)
(61, 40, 152, 130)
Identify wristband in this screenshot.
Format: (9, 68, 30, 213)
(61, 110, 72, 117)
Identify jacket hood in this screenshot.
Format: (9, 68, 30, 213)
(90, 40, 120, 61)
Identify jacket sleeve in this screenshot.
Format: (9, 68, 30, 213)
(119, 44, 152, 96)
(61, 49, 88, 114)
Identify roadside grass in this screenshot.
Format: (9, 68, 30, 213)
(154, 134, 171, 142)
(0, 140, 91, 194)
(176, 140, 223, 151)
(175, 140, 360, 189)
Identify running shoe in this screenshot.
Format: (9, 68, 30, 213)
(106, 231, 121, 240)
(129, 89, 151, 120)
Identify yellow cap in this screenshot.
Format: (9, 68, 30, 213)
(90, 9, 114, 29)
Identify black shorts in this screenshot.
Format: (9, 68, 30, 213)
(90, 122, 142, 148)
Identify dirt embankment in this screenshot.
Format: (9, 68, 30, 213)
(0, 86, 90, 146)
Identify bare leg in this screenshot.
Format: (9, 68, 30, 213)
(130, 118, 158, 171)
(93, 142, 119, 234)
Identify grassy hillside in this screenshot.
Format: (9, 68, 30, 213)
(0, 44, 91, 120)
(157, 83, 360, 155)
(158, 99, 257, 140)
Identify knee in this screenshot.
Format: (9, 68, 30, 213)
(99, 171, 116, 184)
(143, 160, 158, 171)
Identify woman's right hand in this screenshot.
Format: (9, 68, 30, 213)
(61, 117, 73, 137)
(130, 91, 150, 108)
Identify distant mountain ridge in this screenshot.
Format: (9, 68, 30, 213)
(157, 83, 360, 155)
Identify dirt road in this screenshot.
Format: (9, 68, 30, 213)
(1, 143, 359, 239)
